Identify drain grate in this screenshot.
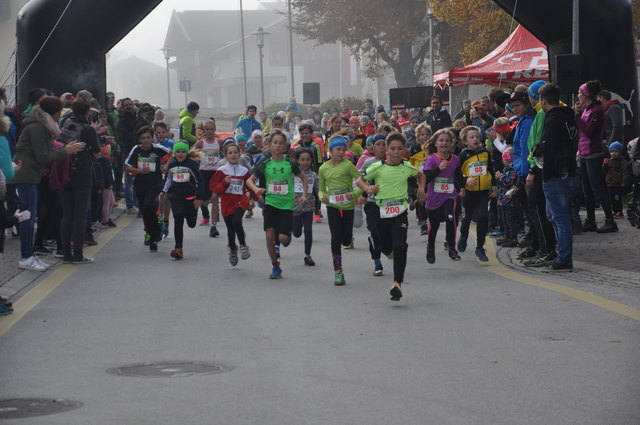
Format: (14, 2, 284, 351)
(0, 398, 82, 419)
(106, 361, 232, 378)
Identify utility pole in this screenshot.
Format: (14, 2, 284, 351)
(240, 0, 248, 106)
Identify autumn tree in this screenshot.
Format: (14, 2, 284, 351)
(289, 0, 435, 87)
(431, 0, 514, 65)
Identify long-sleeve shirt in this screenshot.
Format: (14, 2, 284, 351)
(210, 162, 256, 216)
(163, 157, 205, 200)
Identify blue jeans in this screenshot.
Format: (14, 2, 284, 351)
(124, 173, 138, 209)
(16, 183, 38, 259)
(543, 177, 573, 265)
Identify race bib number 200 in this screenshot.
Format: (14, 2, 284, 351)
(379, 200, 407, 218)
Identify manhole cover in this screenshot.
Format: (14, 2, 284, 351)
(0, 398, 82, 419)
(106, 361, 232, 378)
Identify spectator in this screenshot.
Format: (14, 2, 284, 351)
(426, 96, 452, 132)
(116, 98, 138, 211)
(179, 101, 199, 145)
(603, 141, 629, 218)
(597, 89, 624, 147)
(454, 99, 471, 120)
(235, 105, 262, 139)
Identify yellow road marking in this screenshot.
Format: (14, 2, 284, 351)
(0, 213, 136, 336)
(484, 239, 640, 321)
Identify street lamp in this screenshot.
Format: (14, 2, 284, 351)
(160, 45, 174, 109)
(239, 0, 248, 107)
(427, 1, 434, 85)
(252, 27, 270, 111)
(287, 0, 295, 98)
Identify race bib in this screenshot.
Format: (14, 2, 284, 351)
(433, 177, 455, 194)
(379, 199, 408, 218)
(329, 189, 350, 205)
(294, 177, 314, 194)
(137, 157, 156, 172)
(226, 178, 244, 195)
(268, 179, 288, 195)
(468, 161, 487, 177)
(204, 150, 219, 165)
(172, 167, 191, 183)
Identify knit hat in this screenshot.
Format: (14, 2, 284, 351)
(502, 149, 514, 162)
(223, 137, 236, 147)
(349, 116, 359, 124)
(173, 142, 189, 153)
(505, 91, 530, 105)
(609, 141, 623, 152)
(359, 115, 370, 123)
(329, 136, 348, 150)
(527, 80, 548, 101)
(323, 112, 330, 118)
(38, 96, 63, 115)
(365, 136, 374, 145)
(236, 134, 247, 143)
(372, 133, 386, 144)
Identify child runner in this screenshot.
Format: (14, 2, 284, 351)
(210, 141, 256, 266)
(246, 130, 308, 279)
(422, 129, 461, 264)
(318, 135, 363, 285)
(494, 147, 519, 247)
(410, 123, 433, 235)
(154, 121, 174, 238)
(125, 126, 170, 252)
(192, 120, 222, 237)
(456, 126, 498, 262)
(292, 148, 318, 266)
(162, 142, 205, 259)
(359, 132, 424, 301)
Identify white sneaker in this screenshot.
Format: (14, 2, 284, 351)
(239, 244, 250, 260)
(34, 256, 51, 269)
(18, 256, 46, 272)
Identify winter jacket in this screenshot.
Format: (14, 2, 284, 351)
(178, 109, 197, 144)
(539, 106, 577, 182)
(426, 109, 452, 132)
(603, 156, 629, 188)
(527, 103, 545, 171)
(12, 106, 67, 184)
(117, 111, 138, 156)
(576, 101, 605, 157)
(603, 100, 624, 145)
(60, 115, 101, 188)
(457, 146, 495, 191)
(512, 107, 536, 178)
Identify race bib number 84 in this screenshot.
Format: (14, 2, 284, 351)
(268, 179, 288, 195)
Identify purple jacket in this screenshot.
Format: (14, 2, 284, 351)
(576, 101, 605, 157)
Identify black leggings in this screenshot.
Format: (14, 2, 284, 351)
(427, 199, 456, 249)
(136, 186, 161, 240)
(460, 190, 489, 248)
(502, 206, 517, 241)
(378, 211, 408, 283)
(364, 202, 381, 260)
(223, 208, 246, 248)
(59, 185, 91, 260)
(169, 194, 197, 249)
(326, 206, 354, 255)
(292, 211, 313, 255)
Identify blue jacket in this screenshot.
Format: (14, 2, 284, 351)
(235, 117, 262, 138)
(512, 107, 536, 178)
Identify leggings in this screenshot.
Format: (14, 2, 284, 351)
(326, 206, 354, 255)
(136, 186, 161, 240)
(427, 199, 456, 249)
(364, 202, 381, 260)
(59, 185, 91, 260)
(460, 190, 489, 248)
(502, 206, 517, 241)
(292, 211, 313, 255)
(170, 194, 197, 249)
(378, 211, 409, 283)
(101, 188, 115, 223)
(223, 208, 246, 248)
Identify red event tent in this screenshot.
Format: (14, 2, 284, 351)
(433, 25, 549, 88)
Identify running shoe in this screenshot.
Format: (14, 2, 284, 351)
(269, 265, 282, 279)
(84, 233, 98, 246)
(515, 248, 536, 260)
(228, 247, 239, 266)
(426, 246, 435, 264)
(0, 296, 13, 308)
(239, 245, 251, 260)
(373, 264, 383, 276)
(457, 236, 467, 253)
(170, 248, 183, 260)
(161, 221, 169, 238)
(105, 219, 117, 227)
(581, 220, 597, 232)
(304, 256, 315, 266)
(448, 247, 461, 261)
(443, 242, 449, 251)
(344, 239, 354, 249)
(33, 245, 52, 255)
(420, 223, 428, 235)
(544, 261, 573, 272)
(144, 233, 151, 246)
(334, 269, 345, 286)
(475, 247, 489, 262)
(390, 282, 402, 301)
(0, 304, 12, 316)
(199, 217, 210, 226)
(34, 256, 51, 270)
(149, 242, 158, 252)
(209, 225, 219, 238)
(92, 221, 108, 229)
(245, 209, 254, 218)
(524, 251, 557, 268)
(72, 257, 95, 264)
(384, 251, 394, 260)
(489, 230, 504, 238)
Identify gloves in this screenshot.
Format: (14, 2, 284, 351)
(14, 210, 31, 223)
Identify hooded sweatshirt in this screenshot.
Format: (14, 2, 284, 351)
(179, 109, 197, 145)
(540, 106, 577, 181)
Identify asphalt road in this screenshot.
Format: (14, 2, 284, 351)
(1, 210, 639, 425)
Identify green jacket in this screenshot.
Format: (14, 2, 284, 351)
(12, 106, 67, 184)
(179, 109, 197, 145)
(527, 102, 544, 171)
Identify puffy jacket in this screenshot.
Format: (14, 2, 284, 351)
(179, 109, 197, 144)
(512, 107, 536, 178)
(576, 101, 605, 157)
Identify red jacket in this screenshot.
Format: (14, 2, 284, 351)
(210, 163, 256, 216)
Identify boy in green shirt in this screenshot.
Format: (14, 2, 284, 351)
(247, 130, 308, 279)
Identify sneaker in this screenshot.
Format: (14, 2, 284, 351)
(426, 246, 435, 264)
(448, 248, 461, 261)
(314, 214, 321, 223)
(515, 248, 536, 260)
(18, 256, 46, 272)
(304, 256, 315, 266)
(144, 233, 151, 246)
(384, 251, 394, 260)
(161, 221, 169, 238)
(34, 256, 51, 269)
(501, 239, 519, 248)
(33, 245, 52, 255)
(475, 247, 489, 262)
(489, 230, 504, 237)
(92, 221, 108, 229)
(209, 225, 219, 238)
(269, 265, 282, 279)
(228, 247, 239, 266)
(245, 210, 254, 218)
(613, 212, 624, 219)
(443, 242, 449, 251)
(170, 248, 184, 260)
(596, 221, 619, 233)
(544, 261, 573, 272)
(581, 220, 597, 232)
(0, 304, 12, 316)
(72, 257, 95, 264)
(84, 233, 98, 246)
(420, 223, 428, 235)
(54, 251, 64, 259)
(239, 245, 251, 260)
(390, 282, 402, 301)
(457, 236, 467, 253)
(373, 264, 383, 276)
(0, 296, 13, 308)
(149, 242, 158, 252)
(199, 217, 210, 226)
(344, 239, 354, 249)
(334, 269, 345, 286)
(105, 219, 117, 227)
(524, 252, 557, 267)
